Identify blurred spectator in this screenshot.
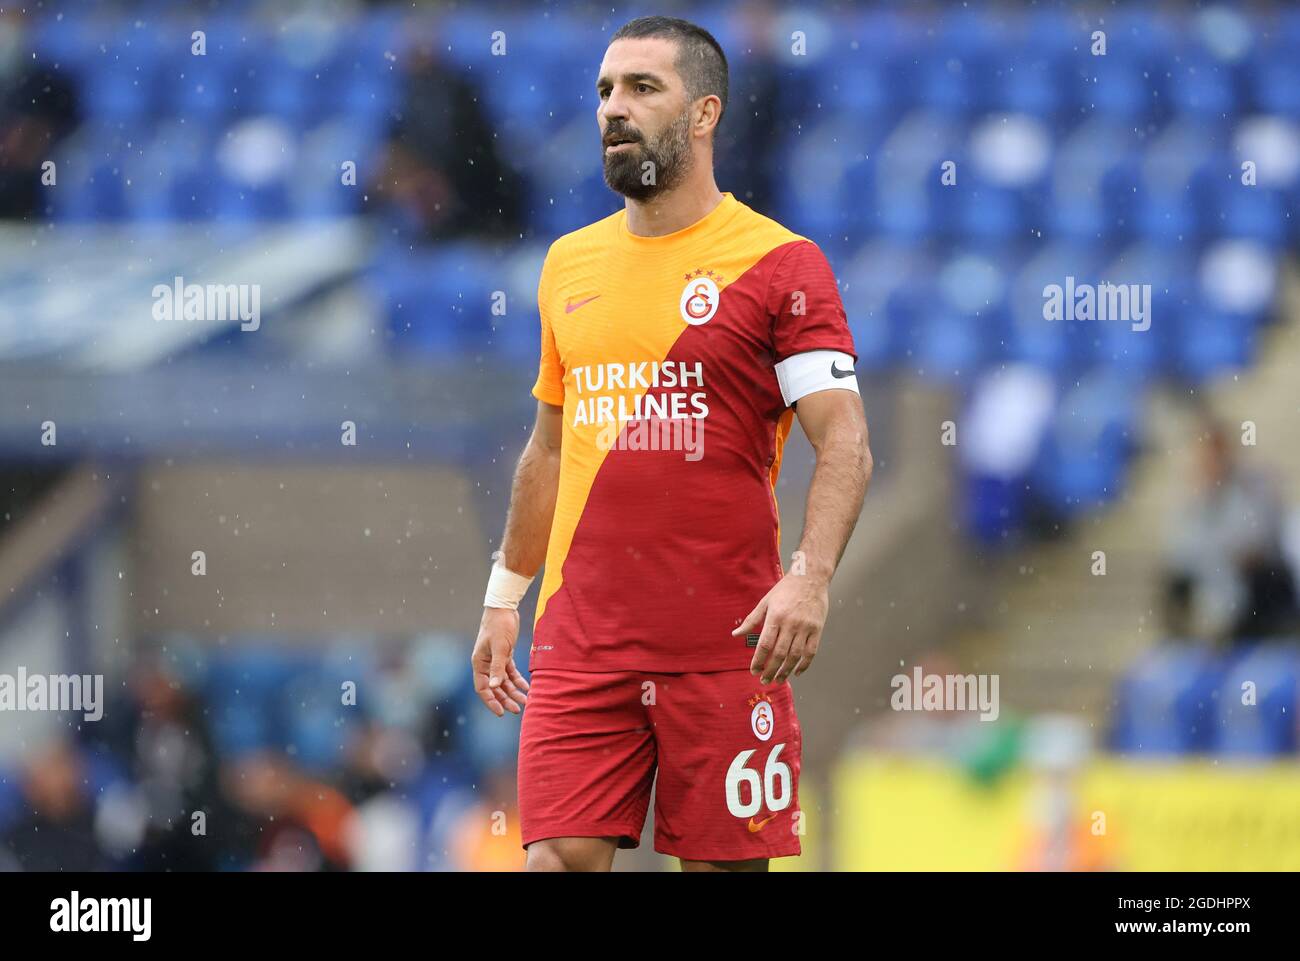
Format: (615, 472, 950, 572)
(714, 2, 782, 212)
(88, 655, 257, 871)
(1014, 716, 1112, 871)
(221, 753, 354, 871)
(0, 738, 105, 871)
(1162, 419, 1299, 642)
(444, 766, 522, 871)
(0, 9, 78, 219)
(373, 40, 521, 241)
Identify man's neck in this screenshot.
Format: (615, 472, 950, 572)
(624, 177, 725, 238)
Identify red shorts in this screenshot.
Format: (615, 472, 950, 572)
(518, 668, 802, 862)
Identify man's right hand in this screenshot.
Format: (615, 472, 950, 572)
(472, 607, 531, 716)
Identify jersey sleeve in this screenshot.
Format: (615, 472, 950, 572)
(531, 249, 565, 406)
(766, 240, 858, 364)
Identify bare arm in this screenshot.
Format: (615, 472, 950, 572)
(472, 400, 563, 716)
(733, 389, 872, 684)
(790, 390, 872, 583)
(496, 400, 564, 576)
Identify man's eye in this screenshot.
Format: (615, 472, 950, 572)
(635, 84, 651, 93)
(598, 88, 610, 99)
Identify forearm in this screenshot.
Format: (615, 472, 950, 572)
(496, 434, 561, 577)
(794, 419, 872, 584)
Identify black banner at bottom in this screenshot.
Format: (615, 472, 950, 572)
(0, 870, 1282, 947)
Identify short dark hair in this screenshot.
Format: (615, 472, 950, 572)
(610, 16, 728, 125)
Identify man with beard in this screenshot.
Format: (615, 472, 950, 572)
(471, 16, 872, 872)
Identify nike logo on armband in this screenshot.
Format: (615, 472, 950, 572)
(830, 360, 855, 379)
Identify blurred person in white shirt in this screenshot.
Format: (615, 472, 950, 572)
(1162, 419, 1298, 643)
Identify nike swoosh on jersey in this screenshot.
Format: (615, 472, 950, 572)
(747, 814, 778, 832)
(565, 294, 601, 314)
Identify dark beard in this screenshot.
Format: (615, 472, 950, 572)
(602, 109, 694, 201)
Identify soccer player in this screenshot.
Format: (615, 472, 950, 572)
(472, 15, 872, 872)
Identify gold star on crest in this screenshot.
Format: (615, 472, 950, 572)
(684, 267, 724, 284)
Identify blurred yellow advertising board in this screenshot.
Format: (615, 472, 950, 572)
(834, 755, 1300, 871)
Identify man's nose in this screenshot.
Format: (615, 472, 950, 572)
(602, 88, 630, 122)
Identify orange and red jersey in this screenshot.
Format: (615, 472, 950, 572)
(530, 192, 857, 672)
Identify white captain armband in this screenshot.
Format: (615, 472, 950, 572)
(774, 349, 860, 407)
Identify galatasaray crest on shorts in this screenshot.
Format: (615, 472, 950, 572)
(748, 692, 774, 741)
(680, 268, 722, 326)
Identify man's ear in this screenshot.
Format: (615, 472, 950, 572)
(695, 95, 722, 137)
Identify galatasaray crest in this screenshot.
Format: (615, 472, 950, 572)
(748, 692, 774, 741)
(680, 268, 723, 325)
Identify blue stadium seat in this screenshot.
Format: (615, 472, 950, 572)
(1210, 644, 1300, 757)
(955, 182, 1027, 244)
(841, 287, 903, 371)
(531, 170, 619, 238)
(282, 667, 359, 774)
(166, 52, 244, 125)
(489, 308, 542, 362)
(370, 245, 499, 356)
(333, 62, 400, 125)
(912, 309, 989, 382)
(1168, 52, 1239, 120)
(248, 56, 319, 127)
(1107, 9, 1179, 67)
(1111, 644, 1224, 754)
(1085, 57, 1157, 123)
(1174, 308, 1257, 383)
(772, 158, 848, 242)
(169, 159, 225, 221)
(31, 15, 99, 68)
(916, 52, 986, 115)
(80, 31, 163, 125)
(964, 474, 1025, 547)
(1092, 302, 1172, 381)
(1134, 188, 1200, 247)
(0, 769, 23, 833)
(1030, 372, 1141, 515)
(213, 176, 292, 223)
(204, 648, 303, 758)
(991, 50, 1068, 120)
(437, 10, 506, 71)
(1211, 185, 1290, 249)
(290, 121, 379, 219)
(51, 133, 130, 221)
(82, 744, 131, 796)
(921, 10, 1000, 114)
(846, 8, 916, 61)
(1247, 58, 1300, 118)
(354, 7, 402, 60)
(872, 186, 931, 245)
(815, 57, 893, 120)
(1048, 193, 1108, 245)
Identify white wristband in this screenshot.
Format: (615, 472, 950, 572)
(484, 561, 535, 610)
